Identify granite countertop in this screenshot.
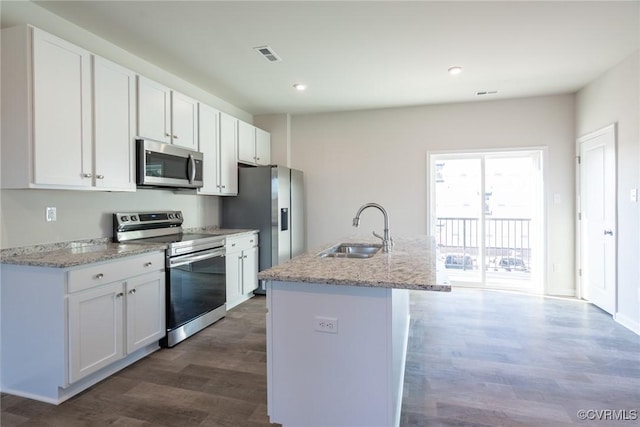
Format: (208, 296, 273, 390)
(258, 235, 451, 292)
(0, 228, 258, 268)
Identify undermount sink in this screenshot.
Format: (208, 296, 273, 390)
(319, 243, 382, 259)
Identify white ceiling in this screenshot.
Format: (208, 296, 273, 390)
(26, 1, 640, 115)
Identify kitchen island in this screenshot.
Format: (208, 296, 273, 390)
(258, 235, 450, 427)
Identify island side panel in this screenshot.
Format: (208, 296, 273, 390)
(391, 288, 410, 426)
(267, 280, 401, 427)
(0, 265, 67, 403)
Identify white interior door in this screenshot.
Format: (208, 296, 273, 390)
(578, 124, 617, 314)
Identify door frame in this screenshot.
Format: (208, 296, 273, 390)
(575, 123, 617, 310)
(427, 147, 547, 294)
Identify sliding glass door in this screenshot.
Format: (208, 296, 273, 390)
(431, 151, 543, 292)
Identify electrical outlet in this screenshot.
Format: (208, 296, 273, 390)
(314, 316, 338, 334)
(45, 207, 57, 222)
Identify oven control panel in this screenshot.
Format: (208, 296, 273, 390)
(113, 211, 184, 241)
(116, 211, 182, 224)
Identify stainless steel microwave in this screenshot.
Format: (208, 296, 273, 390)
(136, 139, 204, 189)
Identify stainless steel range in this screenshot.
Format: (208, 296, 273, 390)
(113, 211, 226, 347)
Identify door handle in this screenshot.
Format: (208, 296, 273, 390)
(604, 230, 613, 236)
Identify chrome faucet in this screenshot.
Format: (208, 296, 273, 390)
(352, 202, 393, 252)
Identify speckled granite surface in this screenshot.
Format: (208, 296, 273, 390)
(258, 235, 450, 292)
(0, 229, 257, 268)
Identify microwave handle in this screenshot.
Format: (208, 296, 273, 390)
(187, 154, 196, 184)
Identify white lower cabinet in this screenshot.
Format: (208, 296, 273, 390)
(226, 233, 259, 309)
(68, 268, 165, 383)
(68, 282, 124, 383)
(0, 251, 165, 404)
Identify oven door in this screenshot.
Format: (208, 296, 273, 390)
(164, 247, 226, 343)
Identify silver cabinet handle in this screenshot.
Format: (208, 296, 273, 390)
(94, 273, 104, 279)
(144, 262, 153, 267)
(243, 255, 248, 259)
(129, 289, 136, 294)
(221, 185, 226, 189)
(238, 255, 243, 260)
(604, 230, 613, 236)
(83, 173, 92, 178)
(96, 174, 104, 179)
(173, 134, 179, 139)
(165, 132, 171, 137)
(116, 292, 124, 298)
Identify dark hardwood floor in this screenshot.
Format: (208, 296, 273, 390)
(2, 288, 639, 426)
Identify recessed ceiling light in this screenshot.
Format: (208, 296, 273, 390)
(293, 83, 307, 91)
(448, 66, 463, 75)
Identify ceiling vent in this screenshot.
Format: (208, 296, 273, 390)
(254, 46, 282, 62)
(476, 90, 499, 96)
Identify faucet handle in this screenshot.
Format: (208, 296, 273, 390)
(372, 231, 384, 242)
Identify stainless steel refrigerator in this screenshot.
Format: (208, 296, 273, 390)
(221, 165, 305, 294)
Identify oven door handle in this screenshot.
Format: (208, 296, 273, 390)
(169, 248, 225, 268)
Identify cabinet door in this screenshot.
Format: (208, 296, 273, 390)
(225, 248, 242, 308)
(242, 245, 259, 293)
(255, 128, 271, 166)
(137, 76, 171, 143)
(219, 112, 238, 195)
(197, 104, 221, 195)
(237, 120, 256, 164)
(171, 91, 198, 150)
(126, 272, 165, 353)
(93, 56, 135, 191)
(68, 282, 124, 383)
(32, 28, 91, 187)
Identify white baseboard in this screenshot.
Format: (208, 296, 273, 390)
(614, 313, 640, 335)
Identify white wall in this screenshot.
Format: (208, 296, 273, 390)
(286, 95, 576, 296)
(576, 50, 640, 333)
(0, 189, 220, 248)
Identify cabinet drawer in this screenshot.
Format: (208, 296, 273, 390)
(68, 252, 164, 293)
(226, 233, 258, 252)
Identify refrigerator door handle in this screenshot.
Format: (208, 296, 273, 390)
(281, 208, 289, 231)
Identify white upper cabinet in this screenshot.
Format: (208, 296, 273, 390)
(1, 25, 135, 191)
(93, 56, 136, 190)
(255, 127, 272, 166)
(197, 105, 238, 196)
(137, 76, 171, 143)
(32, 28, 91, 187)
(238, 120, 256, 164)
(171, 91, 199, 151)
(219, 112, 239, 194)
(137, 76, 198, 150)
(238, 120, 271, 166)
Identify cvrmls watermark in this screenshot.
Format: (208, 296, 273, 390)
(577, 409, 638, 421)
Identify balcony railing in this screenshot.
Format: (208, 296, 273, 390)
(436, 217, 531, 270)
